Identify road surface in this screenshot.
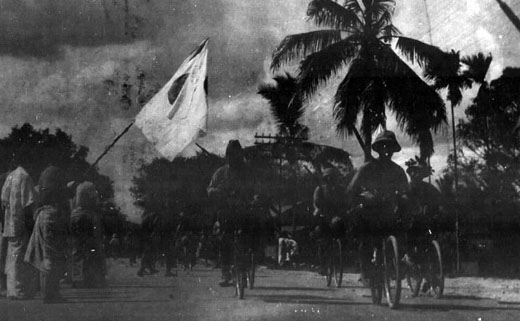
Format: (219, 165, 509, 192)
(2, 259, 520, 321)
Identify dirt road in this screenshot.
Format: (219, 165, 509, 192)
(2, 259, 520, 321)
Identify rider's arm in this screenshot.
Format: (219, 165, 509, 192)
(313, 186, 324, 216)
(207, 166, 227, 199)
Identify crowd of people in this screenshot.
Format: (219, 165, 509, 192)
(0, 159, 107, 303)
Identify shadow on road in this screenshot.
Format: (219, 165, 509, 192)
(109, 284, 174, 289)
(254, 286, 334, 292)
(400, 303, 520, 312)
(441, 294, 484, 300)
(254, 293, 371, 306)
(62, 299, 172, 304)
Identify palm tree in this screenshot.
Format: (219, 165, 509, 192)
(461, 53, 493, 151)
(419, 51, 492, 191)
(417, 50, 491, 273)
(271, 0, 446, 160)
(258, 73, 309, 140)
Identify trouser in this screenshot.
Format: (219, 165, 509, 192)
(165, 238, 177, 272)
(220, 232, 233, 281)
(41, 269, 61, 300)
(5, 235, 36, 298)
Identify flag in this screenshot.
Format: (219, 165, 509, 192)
(135, 39, 209, 160)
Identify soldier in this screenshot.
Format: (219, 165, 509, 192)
(311, 167, 346, 275)
(207, 140, 253, 287)
(346, 130, 408, 283)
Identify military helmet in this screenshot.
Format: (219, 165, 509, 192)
(371, 130, 401, 153)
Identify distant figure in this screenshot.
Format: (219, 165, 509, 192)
(1, 162, 38, 300)
(278, 232, 298, 267)
(137, 212, 160, 276)
(25, 166, 68, 303)
(124, 231, 138, 266)
(70, 182, 106, 288)
(311, 167, 346, 275)
(109, 233, 121, 258)
(0, 171, 10, 297)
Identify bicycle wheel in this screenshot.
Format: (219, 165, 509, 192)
(406, 267, 422, 297)
(326, 254, 333, 287)
(333, 239, 343, 288)
(369, 251, 383, 305)
(429, 240, 444, 299)
(383, 235, 401, 309)
(405, 248, 422, 297)
(235, 266, 245, 299)
(248, 252, 255, 290)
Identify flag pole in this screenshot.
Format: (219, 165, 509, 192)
(90, 120, 136, 170)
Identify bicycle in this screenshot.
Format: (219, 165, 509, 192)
(325, 238, 343, 288)
(231, 231, 255, 299)
(405, 237, 444, 299)
(361, 235, 402, 309)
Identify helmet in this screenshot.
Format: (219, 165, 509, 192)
(225, 140, 243, 159)
(372, 130, 401, 154)
(405, 156, 433, 179)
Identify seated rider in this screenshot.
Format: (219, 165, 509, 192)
(403, 156, 441, 264)
(346, 130, 408, 281)
(311, 167, 346, 275)
(207, 140, 253, 287)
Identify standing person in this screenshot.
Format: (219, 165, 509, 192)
(207, 140, 253, 287)
(1, 160, 38, 300)
(0, 171, 11, 297)
(24, 166, 68, 303)
(124, 231, 138, 266)
(69, 182, 106, 288)
(108, 233, 121, 258)
(137, 211, 160, 276)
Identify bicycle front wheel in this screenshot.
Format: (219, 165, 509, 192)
(333, 239, 343, 288)
(248, 252, 255, 290)
(383, 235, 401, 309)
(429, 240, 444, 299)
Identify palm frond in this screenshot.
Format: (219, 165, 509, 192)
(307, 0, 361, 30)
(376, 44, 446, 157)
(424, 50, 472, 107)
(379, 24, 400, 42)
(344, 0, 364, 14)
(298, 36, 360, 99)
(333, 57, 375, 136)
(271, 30, 342, 71)
(395, 36, 444, 68)
(360, 79, 387, 139)
(258, 73, 304, 130)
(461, 52, 492, 84)
(371, 0, 396, 21)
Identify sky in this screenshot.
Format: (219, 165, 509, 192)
(0, 0, 519, 222)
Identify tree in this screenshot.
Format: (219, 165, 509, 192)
(271, 0, 446, 160)
(458, 67, 520, 202)
(131, 152, 224, 226)
(0, 123, 113, 198)
(0, 123, 129, 237)
(258, 73, 309, 140)
(416, 50, 490, 193)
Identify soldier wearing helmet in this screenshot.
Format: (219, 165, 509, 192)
(207, 140, 254, 287)
(346, 130, 408, 282)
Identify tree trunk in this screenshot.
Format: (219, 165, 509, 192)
(352, 127, 372, 161)
(450, 100, 460, 273)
